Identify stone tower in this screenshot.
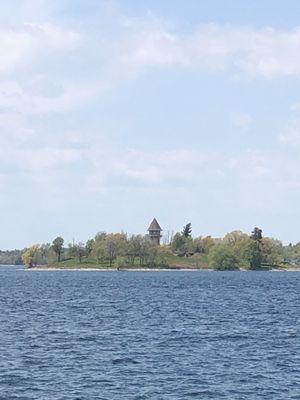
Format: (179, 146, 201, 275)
(147, 218, 162, 245)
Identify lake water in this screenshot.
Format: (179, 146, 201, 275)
(0, 267, 299, 399)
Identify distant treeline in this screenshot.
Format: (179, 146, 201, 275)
(0, 250, 24, 265)
(19, 224, 300, 270)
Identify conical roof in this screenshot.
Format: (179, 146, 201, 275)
(148, 218, 162, 231)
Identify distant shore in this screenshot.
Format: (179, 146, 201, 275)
(26, 266, 300, 272)
(27, 267, 205, 272)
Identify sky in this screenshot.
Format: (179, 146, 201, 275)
(2, 0, 300, 248)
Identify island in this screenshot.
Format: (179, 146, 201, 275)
(16, 218, 300, 271)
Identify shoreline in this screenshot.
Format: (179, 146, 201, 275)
(27, 267, 207, 272)
(26, 266, 300, 272)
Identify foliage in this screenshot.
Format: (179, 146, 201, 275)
(106, 233, 127, 266)
(68, 242, 86, 263)
(244, 240, 262, 270)
(51, 236, 64, 262)
(193, 236, 215, 254)
(261, 238, 283, 267)
(39, 243, 50, 265)
(209, 244, 240, 270)
(22, 245, 40, 268)
(171, 233, 193, 256)
(182, 223, 192, 238)
(282, 241, 300, 265)
(105, 234, 120, 267)
(85, 239, 94, 257)
(90, 232, 127, 267)
(125, 235, 160, 266)
(171, 233, 186, 253)
(223, 231, 250, 249)
(14, 224, 298, 270)
(251, 227, 263, 242)
(91, 232, 107, 263)
(0, 249, 24, 265)
(126, 235, 143, 265)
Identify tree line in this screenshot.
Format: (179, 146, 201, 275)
(0, 249, 24, 265)
(19, 224, 300, 270)
(171, 225, 287, 270)
(21, 232, 169, 269)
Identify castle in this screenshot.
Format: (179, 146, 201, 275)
(147, 218, 162, 245)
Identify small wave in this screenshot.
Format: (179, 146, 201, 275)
(112, 357, 139, 365)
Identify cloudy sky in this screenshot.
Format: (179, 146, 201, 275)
(2, 0, 300, 248)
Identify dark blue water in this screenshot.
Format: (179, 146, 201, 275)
(0, 268, 299, 399)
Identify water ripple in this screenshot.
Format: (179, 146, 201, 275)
(0, 268, 299, 399)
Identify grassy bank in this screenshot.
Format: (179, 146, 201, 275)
(41, 253, 212, 270)
(32, 254, 299, 271)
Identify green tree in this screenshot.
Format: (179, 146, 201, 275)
(39, 243, 50, 265)
(223, 231, 249, 247)
(209, 244, 240, 270)
(91, 242, 106, 264)
(0, 249, 25, 265)
(182, 223, 192, 238)
(193, 235, 216, 254)
(68, 242, 86, 263)
(22, 245, 40, 268)
(251, 227, 263, 242)
(223, 231, 252, 267)
(51, 236, 64, 262)
(91, 232, 107, 264)
(105, 234, 118, 267)
(139, 237, 155, 265)
(261, 237, 284, 267)
(282, 241, 300, 265)
(244, 240, 262, 269)
(171, 232, 193, 255)
(156, 246, 170, 267)
(105, 233, 127, 267)
(85, 239, 94, 257)
(127, 235, 142, 265)
(171, 232, 185, 253)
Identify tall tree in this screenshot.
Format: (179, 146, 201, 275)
(182, 223, 192, 238)
(104, 233, 127, 267)
(69, 242, 86, 263)
(127, 235, 142, 265)
(51, 236, 64, 262)
(244, 240, 262, 269)
(22, 245, 40, 268)
(105, 234, 118, 267)
(171, 232, 187, 253)
(85, 239, 94, 257)
(40, 243, 50, 265)
(248, 227, 263, 269)
(261, 237, 284, 267)
(251, 227, 263, 242)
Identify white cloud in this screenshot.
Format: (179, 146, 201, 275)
(1, 16, 300, 191)
(115, 23, 300, 78)
(0, 14, 299, 168)
(2, 5, 300, 246)
(0, 23, 80, 74)
(1, 18, 300, 122)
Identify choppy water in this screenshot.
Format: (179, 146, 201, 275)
(0, 267, 299, 399)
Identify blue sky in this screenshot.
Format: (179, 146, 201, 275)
(2, 0, 300, 248)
